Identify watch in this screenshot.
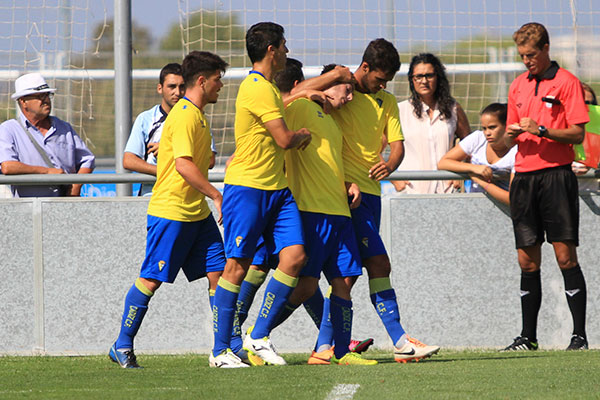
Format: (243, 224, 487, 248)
(537, 125, 547, 137)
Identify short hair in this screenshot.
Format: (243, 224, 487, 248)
(481, 103, 507, 125)
(181, 51, 228, 88)
(246, 22, 285, 64)
(274, 58, 304, 93)
(581, 82, 598, 105)
(513, 22, 549, 50)
(159, 63, 182, 85)
(408, 53, 454, 120)
(361, 38, 400, 75)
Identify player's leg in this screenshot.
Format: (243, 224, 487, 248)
(236, 239, 273, 328)
(244, 192, 305, 365)
(110, 216, 192, 368)
(212, 185, 269, 366)
(272, 276, 319, 330)
(302, 285, 325, 328)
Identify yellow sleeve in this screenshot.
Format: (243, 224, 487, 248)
(248, 81, 285, 124)
(170, 108, 197, 159)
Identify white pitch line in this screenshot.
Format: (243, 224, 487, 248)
(325, 384, 360, 400)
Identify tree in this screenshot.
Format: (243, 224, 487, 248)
(159, 10, 245, 53)
(91, 18, 153, 53)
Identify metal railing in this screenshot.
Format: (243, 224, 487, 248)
(0, 170, 597, 186)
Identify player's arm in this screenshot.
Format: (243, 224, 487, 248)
(369, 140, 404, 181)
(282, 89, 331, 112)
(290, 65, 353, 95)
(264, 118, 311, 150)
(345, 181, 361, 209)
(123, 151, 158, 176)
(515, 119, 585, 144)
(175, 156, 223, 223)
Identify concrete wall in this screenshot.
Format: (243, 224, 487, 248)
(0, 194, 598, 355)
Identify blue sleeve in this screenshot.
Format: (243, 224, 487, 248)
(69, 123, 95, 170)
(124, 111, 149, 158)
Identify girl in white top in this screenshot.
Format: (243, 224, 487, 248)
(393, 53, 471, 194)
(438, 103, 516, 205)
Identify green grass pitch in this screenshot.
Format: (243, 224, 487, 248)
(0, 349, 598, 399)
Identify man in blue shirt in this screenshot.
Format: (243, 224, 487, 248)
(123, 63, 186, 196)
(0, 73, 95, 197)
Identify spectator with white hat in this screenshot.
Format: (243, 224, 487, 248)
(0, 72, 95, 197)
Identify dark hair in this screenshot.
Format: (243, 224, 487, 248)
(481, 103, 507, 125)
(581, 82, 598, 105)
(246, 22, 285, 64)
(513, 22, 549, 50)
(321, 63, 345, 75)
(274, 58, 304, 93)
(159, 63, 182, 85)
(361, 38, 400, 75)
(181, 51, 228, 88)
(408, 53, 454, 120)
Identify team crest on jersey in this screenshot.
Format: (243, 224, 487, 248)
(236, 236, 243, 247)
(317, 110, 324, 118)
(376, 98, 383, 107)
(200, 120, 206, 128)
(182, 105, 187, 109)
(158, 260, 166, 271)
(362, 237, 369, 248)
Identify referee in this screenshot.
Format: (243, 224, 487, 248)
(504, 22, 589, 351)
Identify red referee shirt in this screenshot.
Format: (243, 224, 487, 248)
(507, 61, 589, 173)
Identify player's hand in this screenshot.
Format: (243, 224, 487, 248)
(212, 192, 223, 225)
(295, 128, 312, 150)
(334, 65, 354, 83)
(470, 164, 493, 181)
(47, 167, 65, 174)
(147, 142, 159, 158)
(506, 123, 524, 139)
(519, 117, 539, 135)
(346, 182, 361, 209)
(368, 161, 392, 181)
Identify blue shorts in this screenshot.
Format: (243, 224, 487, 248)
(350, 193, 387, 260)
(140, 215, 226, 283)
(222, 185, 304, 259)
(251, 237, 279, 269)
(300, 212, 362, 280)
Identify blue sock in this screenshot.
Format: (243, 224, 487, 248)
(369, 278, 405, 345)
(237, 268, 267, 326)
(314, 287, 334, 352)
(272, 301, 299, 330)
(330, 294, 353, 359)
(251, 269, 298, 339)
(115, 278, 153, 350)
(303, 286, 324, 328)
(212, 278, 240, 356)
(212, 288, 242, 353)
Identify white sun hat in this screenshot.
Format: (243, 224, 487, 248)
(11, 73, 57, 100)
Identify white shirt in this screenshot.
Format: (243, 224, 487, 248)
(459, 130, 517, 191)
(396, 99, 457, 194)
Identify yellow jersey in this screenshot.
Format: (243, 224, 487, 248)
(147, 97, 212, 222)
(284, 98, 350, 217)
(225, 72, 287, 190)
(330, 89, 403, 196)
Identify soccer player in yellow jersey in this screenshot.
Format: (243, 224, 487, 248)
(295, 39, 441, 363)
(211, 22, 312, 367)
(109, 51, 236, 368)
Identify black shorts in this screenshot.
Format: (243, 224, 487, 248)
(509, 164, 579, 249)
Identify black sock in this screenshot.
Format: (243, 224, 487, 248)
(561, 264, 587, 338)
(520, 269, 542, 342)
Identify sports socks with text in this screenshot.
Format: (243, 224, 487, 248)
(115, 278, 153, 351)
(369, 277, 406, 347)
